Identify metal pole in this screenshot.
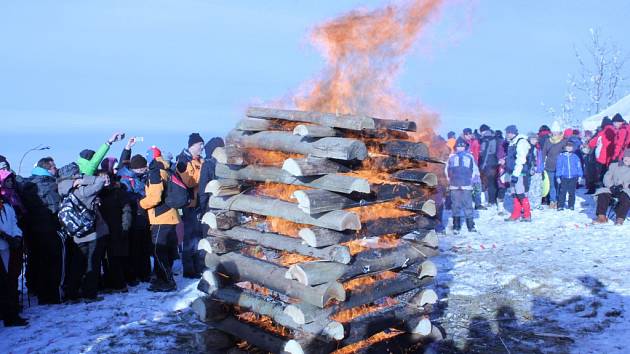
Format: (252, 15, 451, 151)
(17, 145, 50, 176)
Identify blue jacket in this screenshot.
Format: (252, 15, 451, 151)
(446, 151, 480, 190)
(117, 166, 146, 199)
(555, 151, 583, 179)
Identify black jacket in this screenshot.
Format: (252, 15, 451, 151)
(19, 174, 61, 234)
(99, 184, 132, 257)
(478, 134, 502, 170)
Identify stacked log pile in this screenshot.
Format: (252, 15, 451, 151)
(192, 107, 443, 353)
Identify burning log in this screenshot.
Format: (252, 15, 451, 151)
(205, 179, 241, 196)
(227, 130, 368, 161)
(246, 107, 416, 132)
(212, 146, 244, 165)
(341, 306, 432, 346)
(286, 261, 348, 286)
(379, 140, 429, 161)
(392, 169, 438, 187)
(197, 237, 242, 255)
(207, 227, 352, 264)
(282, 157, 350, 177)
(205, 252, 346, 308)
(399, 199, 437, 216)
(293, 124, 338, 138)
(215, 163, 370, 194)
(209, 194, 361, 231)
(201, 210, 241, 230)
(236, 118, 278, 132)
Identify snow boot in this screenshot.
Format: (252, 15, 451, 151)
(615, 218, 625, 226)
(497, 202, 507, 216)
(521, 198, 532, 220)
(3, 315, 28, 327)
(466, 218, 477, 232)
(592, 215, 608, 224)
(505, 198, 522, 221)
(452, 217, 461, 235)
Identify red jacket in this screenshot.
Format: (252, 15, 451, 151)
(612, 124, 629, 161)
(588, 125, 616, 166)
(465, 137, 480, 162)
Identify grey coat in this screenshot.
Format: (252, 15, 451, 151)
(58, 175, 109, 243)
(595, 161, 630, 198)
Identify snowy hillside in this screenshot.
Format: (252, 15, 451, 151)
(1, 191, 628, 353)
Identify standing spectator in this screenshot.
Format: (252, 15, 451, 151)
(59, 162, 109, 302)
(445, 138, 480, 234)
(19, 157, 63, 304)
(462, 128, 484, 209)
(555, 142, 583, 211)
(611, 114, 628, 162)
(446, 131, 456, 153)
(117, 138, 152, 285)
(140, 149, 181, 292)
(478, 124, 504, 208)
(77, 132, 125, 176)
(504, 125, 532, 222)
(0, 197, 27, 326)
(588, 117, 616, 182)
(526, 133, 545, 210)
(538, 125, 552, 150)
(542, 122, 566, 209)
(198, 137, 225, 215)
(593, 150, 630, 225)
(176, 133, 205, 278)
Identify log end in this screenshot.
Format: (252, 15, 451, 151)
(411, 289, 438, 308)
(283, 304, 307, 325)
(331, 246, 352, 265)
(283, 340, 305, 354)
(292, 190, 311, 214)
(422, 173, 438, 187)
(201, 212, 218, 229)
(212, 147, 228, 164)
(197, 238, 212, 253)
(200, 270, 222, 292)
(321, 281, 346, 304)
(292, 124, 309, 137)
(282, 158, 304, 176)
(410, 317, 432, 336)
(421, 200, 437, 217)
(350, 178, 371, 194)
(297, 228, 318, 247)
(419, 260, 437, 280)
(338, 211, 362, 231)
(421, 230, 439, 249)
(323, 321, 345, 341)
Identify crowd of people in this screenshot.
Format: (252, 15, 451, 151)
(0, 132, 223, 327)
(443, 113, 630, 234)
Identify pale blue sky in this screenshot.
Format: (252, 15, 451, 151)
(1, 0, 628, 175)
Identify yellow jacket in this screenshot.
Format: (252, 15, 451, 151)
(179, 157, 202, 208)
(139, 157, 181, 225)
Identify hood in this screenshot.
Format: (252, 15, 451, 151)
(204, 137, 225, 159)
(31, 166, 53, 177)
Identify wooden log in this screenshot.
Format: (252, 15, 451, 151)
(197, 237, 242, 255)
(402, 230, 439, 249)
(205, 179, 241, 196)
(197, 269, 223, 294)
(209, 194, 361, 231)
(247, 107, 417, 132)
(236, 117, 281, 132)
(379, 140, 429, 160)
(211, 286, 344, 341)
(409, 289, 439, 308)
(286, 261, 348, 286)
(282, 157, 350, 177)
(293, 124, 337, 137)
(298, 215, 436, 248)
(208, 227, 352, 264)
(399, 199, 437, 216)
(212, 146, 244, 165)
(191, 295, 230, 322)
(215, 163, 370, 194)
(201, 210, 241, 230)
(205, 252, 346, 308)
(193, 329, 235, 352)
(227, 130, 368, 161)
(392, 169, 438, 187)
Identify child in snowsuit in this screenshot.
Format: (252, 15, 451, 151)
(555, 141, 584, 210)
(446, 138, 480, 234)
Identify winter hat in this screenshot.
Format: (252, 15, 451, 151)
(447, 131, 456, 139)
(463, 128, 473, 135)
(58, 162, 80, 180)
(79, 149, 95, 161)
(550, 121, 562, 133)
(188, 133, 204, 148)
(505, 125, 518, 135)
(601, 116, 612, 128)
(612, 113, 625, 123)
(130, 154, 147, 170)
(538, 125, 551, 133)
(146, 146, 162, 164)
(455, 138, 468, 148)
(479, 124, 491, 133)
(0, 155, 9, 171)
(563, 128, 573, 138)
(100, 157, 118, 174)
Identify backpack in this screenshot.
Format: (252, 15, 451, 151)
(164, 171, 192, 209)
(58, 189, 96, 238)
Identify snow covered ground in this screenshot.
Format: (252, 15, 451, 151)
(1, 190, 628, 353)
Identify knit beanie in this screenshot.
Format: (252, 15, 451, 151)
(505, 125, 518, 135)
(188, 133, 204, 148)
(538, 125, 551, 133)
(612, 113, 625, 123)
(129, 154, 147, 169)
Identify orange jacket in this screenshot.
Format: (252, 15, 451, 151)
(139, 157, 181, 225)
(179, 157, 202, 208)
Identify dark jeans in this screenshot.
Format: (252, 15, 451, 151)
(64, 237, 106, 300)
(151, 225, 178, 283)
(182, 208, 204, 276)
(0, 246, 22, 322)
(596, 191, 630, 218)
(558, 177, 578, 209)
(30, 232, 64, 304)
(481, 167, 499, 204)
(103, 254, 127, 290)
(125, 227, 152, 283)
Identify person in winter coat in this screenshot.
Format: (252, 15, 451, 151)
(445, 138, 480, 234)
(538, 125, 552, 151)
(542, 122, 566, 208)
(117, 138, 152, 285)
(198, 137, 225, 215)
(462, 128, 484, 210)
(611, 114, 629, 162)
(526, 133, 545, 210)
(555, 142, 584, 210)
(593, 149, 630, 225)
(58, 163, 109, 302)
(504, 125, 532, 222)
(176, 133, 205, 278)
(18, 157, 63, 304)
(140, 150, 181, 292)
(0, 198, 27, 326)
(76, 132, 125, 176)
(588, 117, 617, 180)
(446, 131, 456, 153)
(478, 124, 505, 208)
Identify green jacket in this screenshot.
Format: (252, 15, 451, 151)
(77, 143, 110, 176)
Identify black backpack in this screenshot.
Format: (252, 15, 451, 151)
(164, 171, 192, 209)
(58, 189, 96, 238)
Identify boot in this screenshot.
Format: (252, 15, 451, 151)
(497, 201, 506, 216)
(505, 198, 522, 221)
(452, 217, 461, 235)
(521, 198, 532, 221)
(615, 218, 625, 226)
(3, 315, 29, 327)
(549, 201, 557, 209)
(466, 218, 477, 232)
(592, 215, 608, 224)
